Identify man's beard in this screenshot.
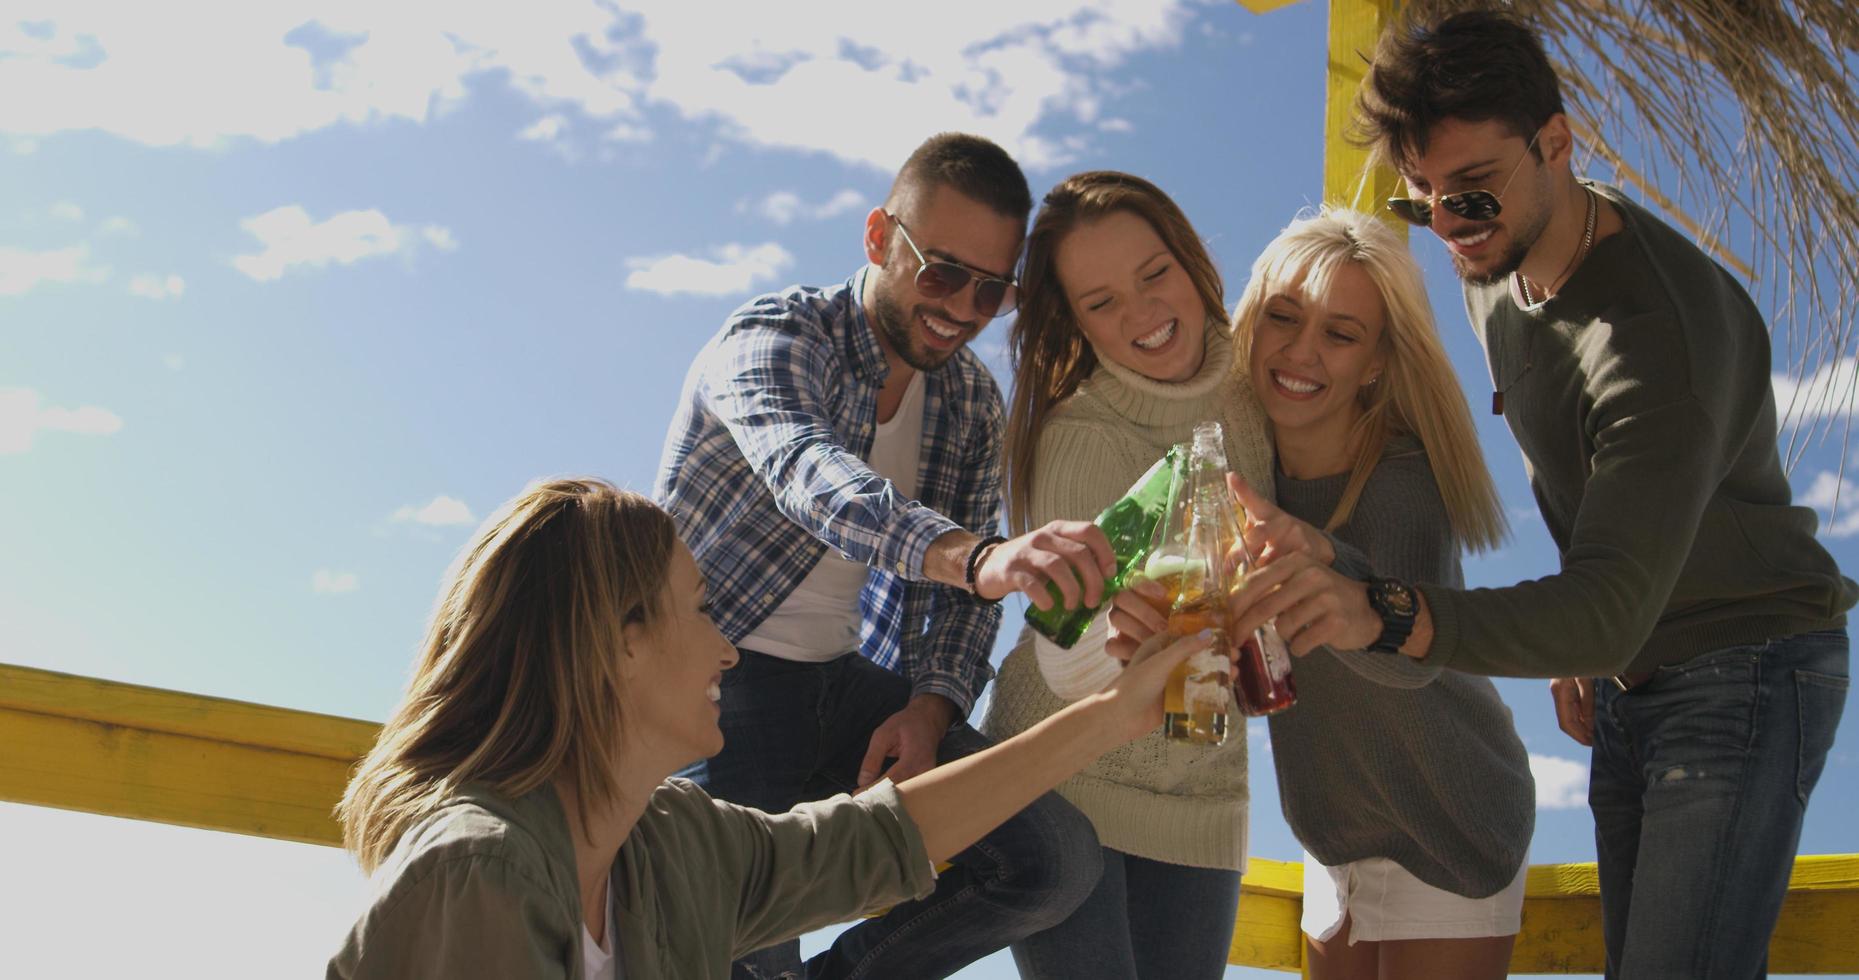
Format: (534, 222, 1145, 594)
(872, 289, 960, 373)
(1455, 234, 1532, 286)
(1453, 188, 1553, 287)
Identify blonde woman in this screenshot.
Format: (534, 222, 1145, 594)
(1113, 209, 1535, 979)
(328, 478, 1213, 980)
(980, 171, 1275, 979)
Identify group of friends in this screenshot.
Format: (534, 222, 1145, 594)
(328, 11, 1853, 980)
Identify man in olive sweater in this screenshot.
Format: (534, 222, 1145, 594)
(1226, 11, 1853, 977)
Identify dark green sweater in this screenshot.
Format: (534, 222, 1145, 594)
(1423, 182, 1856, 678)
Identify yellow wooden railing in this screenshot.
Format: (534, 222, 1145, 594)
(4, 662, 1855, 973)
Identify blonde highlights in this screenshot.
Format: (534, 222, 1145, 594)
(1233, 208, 1507, 551)
(336, 478, 675, 870)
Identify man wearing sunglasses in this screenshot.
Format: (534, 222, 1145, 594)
(1221, 10, 1853, 977)
(655, 132, 1112, 979)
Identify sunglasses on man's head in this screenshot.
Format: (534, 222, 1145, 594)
(887, 212, 1019, 317)
(1385, 130, 1542, 228)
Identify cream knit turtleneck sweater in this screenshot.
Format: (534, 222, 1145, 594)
(980, 321, 1272, 871)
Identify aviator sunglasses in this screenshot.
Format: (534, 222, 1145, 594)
(886, 212, 1020, 317)
(1386, 130, 1541, 228)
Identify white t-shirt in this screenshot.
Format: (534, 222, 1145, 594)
(580, 886, 618, 980)
(740, 370, 925, 661)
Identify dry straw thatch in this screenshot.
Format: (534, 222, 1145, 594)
(1402, 0, 1859, 471)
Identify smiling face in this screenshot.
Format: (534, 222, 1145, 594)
(865, 187, 1024, 373)
(620, 541, 738, 768)
(1249, 261, 1388, 456)
(1053, 209, 1210, 384)
(1401, 117, 1554, 285)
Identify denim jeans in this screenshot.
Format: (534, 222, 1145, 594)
(1590, 628, 1849, 979)
(681, 649, 1103, 980)
(1009, 846, 1241, 980)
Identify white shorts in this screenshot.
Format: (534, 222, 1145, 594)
(1300, 851, 1527, 944)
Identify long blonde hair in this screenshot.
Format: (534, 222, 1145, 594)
(1233, 208, 1506, 551)
(336, 478, 675, 871)
(1005, 171, 1225, 532)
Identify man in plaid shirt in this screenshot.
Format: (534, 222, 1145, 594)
(657, 133, 1115, 979)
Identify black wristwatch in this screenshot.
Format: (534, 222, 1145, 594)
(1365, 577, 1418, 654)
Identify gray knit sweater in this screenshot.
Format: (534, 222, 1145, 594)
(1269, 437, 1534, 898)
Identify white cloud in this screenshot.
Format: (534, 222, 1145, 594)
(625, 242, 794, 297)
(98, 216, 139, 237)
(128, 273, 186, 300)
(311, 569, 360, 594)
(603, 120, 653, 143)
(1797, 470, 1859, 537)
(1530, 752, 1588, 810)
(750, 188, 867, 225)
(0, 387, 124, 454)
(0, 244, 109, 296)
(1774, 357, 1859, 422)
(421, 226, 459, 252)
(49, 201, 83, 221)
(1099, 117, 1133, 133)
(518, 113, 568, 143)
(0, 1, 1197, 171)
(391, 495, 476, 526)
(232, 206, 454, 282)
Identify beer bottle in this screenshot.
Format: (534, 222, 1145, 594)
(1145, 422, 1238, 743)
(1024, 446, 1180, 648)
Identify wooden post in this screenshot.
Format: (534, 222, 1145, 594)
(1322, 0, 1405, 231)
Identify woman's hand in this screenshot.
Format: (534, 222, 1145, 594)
(1105, 577, 1170, 663)
(1098, 629, 1220, 741)
(1227, 473, 1334, 568)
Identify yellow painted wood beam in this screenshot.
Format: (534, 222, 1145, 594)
(1321, 0, 1404, 230)
(0, 662, 377, 846)
(4, 662, 1856, 971)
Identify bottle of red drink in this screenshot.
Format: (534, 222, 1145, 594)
(1234, 621, 1297, 717)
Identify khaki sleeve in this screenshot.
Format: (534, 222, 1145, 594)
(671, 780, 937, 958)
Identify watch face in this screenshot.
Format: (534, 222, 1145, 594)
(1377, 582, 1416, 617)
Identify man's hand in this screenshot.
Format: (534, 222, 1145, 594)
(1105, 577, 1169, 664)
(858, 694, 958, 790)
(1226, 552, 1381, 656)
(1550, 677, 1596, 747)
(975, 520, 1115, 610)
(1228, 474, 1334, 568)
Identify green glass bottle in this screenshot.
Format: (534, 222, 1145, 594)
(1024, 446, 1182, 648)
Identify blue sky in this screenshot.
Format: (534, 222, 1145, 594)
(2, 2, 1853, 976)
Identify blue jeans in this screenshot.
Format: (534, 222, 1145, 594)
(681, 649, 1103, 980)
(1590, 628, 1849, 979)
(1009, 846, 1241, 980)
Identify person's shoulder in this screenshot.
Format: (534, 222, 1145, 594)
(718, 280, 856, 346)
(1357, 437, 1448, 519)
(368, 796, 564, 908)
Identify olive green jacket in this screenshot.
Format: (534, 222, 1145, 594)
(328, 778, 935, 979)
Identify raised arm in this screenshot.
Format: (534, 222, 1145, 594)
(894, 630, 1213, 862)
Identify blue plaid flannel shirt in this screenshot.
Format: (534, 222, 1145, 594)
(654, 269, 1006, 716)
